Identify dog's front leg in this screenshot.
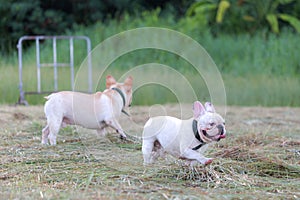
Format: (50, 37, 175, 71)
(181, 149, 213, 165)
(104, 119, 127, 139)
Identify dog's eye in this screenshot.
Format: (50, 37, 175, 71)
(209, 122, 215, 126)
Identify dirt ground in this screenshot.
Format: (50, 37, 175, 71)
(0, 104, 299, 199)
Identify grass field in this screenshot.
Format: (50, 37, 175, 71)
(0, 104, 299, 199)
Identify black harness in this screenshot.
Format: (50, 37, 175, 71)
(111, 87, 130, 117)
(192, 120, 206, 150)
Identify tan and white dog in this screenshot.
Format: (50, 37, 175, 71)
(142, 101, 226, 165)
(42, 75, 133, 145)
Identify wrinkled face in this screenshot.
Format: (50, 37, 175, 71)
(197, 112, 226, 141)
(193, 101, 226, 143)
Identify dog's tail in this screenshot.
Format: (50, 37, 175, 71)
(44, 93, 56, 100)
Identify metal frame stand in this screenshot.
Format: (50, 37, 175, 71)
(17, 35, 92, 105)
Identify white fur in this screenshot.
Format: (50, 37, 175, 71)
(42, 75, 133, 145)
(142, 101, 226, 165)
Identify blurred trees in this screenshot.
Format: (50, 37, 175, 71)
(187, 0, 300, 35)
(0, 0, 191, 54)
(1, 0, 299, 54)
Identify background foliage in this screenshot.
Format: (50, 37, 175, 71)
(0, 0, 299, 106)
(1, 0, 300, 54)
(0, 0, 191, 54)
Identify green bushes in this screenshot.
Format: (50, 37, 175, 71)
(0, 4, 299, 106)
(187, 0, 300, 35)
(0, 0, 191, 54)
(2, 0, 300, 54)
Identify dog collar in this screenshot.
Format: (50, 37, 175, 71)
(112, 87, 130, 117)
(192, 120, 206, 150)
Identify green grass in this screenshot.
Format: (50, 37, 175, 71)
(1, 13, 300, 106)
(224, 74, 300, 106)
(1, 61, 299, 106)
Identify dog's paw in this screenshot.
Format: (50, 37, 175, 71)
(204, 158, 213, 165)
(41, 140, 48, 145)
(120, 134, 127, 140)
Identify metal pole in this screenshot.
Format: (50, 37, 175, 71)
(86, 37, 92, 93)
(70, 37, 74, 91)
(36, 38, 41, 93)
(17, 38, 24, 104)
(53, 37, 58, 91)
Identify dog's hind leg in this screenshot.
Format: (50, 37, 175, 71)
(142, 138, 154, 165)
(142, 138, 164, 165)
(47, 117, 63, 145)
(42, 125, 50, 145)
(150, 140, 164, 162)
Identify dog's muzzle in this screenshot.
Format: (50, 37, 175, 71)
(216, 124, 226, 141)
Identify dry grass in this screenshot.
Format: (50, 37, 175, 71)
(0, 104, 299, 199)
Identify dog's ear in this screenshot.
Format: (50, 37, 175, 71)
(106, 75, 117, 89)
(193, 101, 206, 118)
(204, 102, 216, 113)
(124, 76, 133, 90)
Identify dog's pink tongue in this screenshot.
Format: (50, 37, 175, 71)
(219, 134, 226, 139)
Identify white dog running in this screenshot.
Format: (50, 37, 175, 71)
(142, 101, 226, 165)
(41, 75, 133, 145)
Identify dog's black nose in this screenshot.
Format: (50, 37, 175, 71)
(217, 124, 224, 135)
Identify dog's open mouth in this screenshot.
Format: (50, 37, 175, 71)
(202, 129, 226, 141)
(216, 124, 226, 141)
(214, 133, 226, 141)
(217, 133, 226, 140)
